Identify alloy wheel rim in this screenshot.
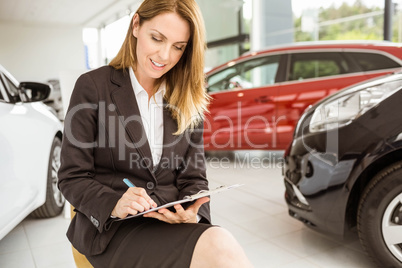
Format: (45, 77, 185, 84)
(382, 192, 402, 262)
(51, 145, 65, 207)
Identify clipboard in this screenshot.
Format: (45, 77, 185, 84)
(118, 184, 243, 220)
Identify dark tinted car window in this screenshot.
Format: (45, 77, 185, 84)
(347, 52, 401, 71)
(207, 55, 280, 92)
(288, 52, 348, 81)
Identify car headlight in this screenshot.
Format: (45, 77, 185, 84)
(310, 80, 402, 133)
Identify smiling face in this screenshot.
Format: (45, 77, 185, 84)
(132, 12, 191, 90)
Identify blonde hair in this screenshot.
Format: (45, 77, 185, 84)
(109, 0, 210, 135)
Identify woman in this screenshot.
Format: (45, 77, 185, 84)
(58, 0, 252, 267)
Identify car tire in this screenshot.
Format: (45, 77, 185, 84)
(31, 137, 65, 218)
(357, 161, 402, 267)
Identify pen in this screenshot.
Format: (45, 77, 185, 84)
(123, 178, 136, 188)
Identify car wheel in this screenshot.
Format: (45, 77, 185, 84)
(357, 161, 402, 267)
(31, 137, 65, 218)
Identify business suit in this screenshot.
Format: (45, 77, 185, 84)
(58, 66, 211, 259)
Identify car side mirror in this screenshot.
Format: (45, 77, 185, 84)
(18, 82, 51, 102)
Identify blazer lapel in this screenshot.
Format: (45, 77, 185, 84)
(109, 68, 154, 172)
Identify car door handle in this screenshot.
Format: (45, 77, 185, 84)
(255, 96, 273, 103)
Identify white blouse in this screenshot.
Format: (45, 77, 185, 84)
(129, 67, 165, 167)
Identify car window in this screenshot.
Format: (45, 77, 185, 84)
(347, 52, 401, 71)
(288, 52, 348, 81)
(207, 55, 280, 92)
(207, 66, 238, 92)
(240, 55, 280, 88)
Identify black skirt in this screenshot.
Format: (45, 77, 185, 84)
(86, 217, 212, 268)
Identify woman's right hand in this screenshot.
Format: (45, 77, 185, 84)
(111, 187, 157, 219)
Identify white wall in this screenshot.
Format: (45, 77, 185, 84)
(0, 22, 86, 82)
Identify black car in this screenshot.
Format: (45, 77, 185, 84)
(283, 71, 402, 267)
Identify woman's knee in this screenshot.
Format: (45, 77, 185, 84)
(191, 227, 252, 268)
(200, 227, 238, 251)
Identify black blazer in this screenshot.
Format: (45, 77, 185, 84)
(58, 66, 211, 256)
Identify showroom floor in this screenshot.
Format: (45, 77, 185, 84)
(0, 151, 377, 268)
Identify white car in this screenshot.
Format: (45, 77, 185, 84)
(0, 64, 64, 240)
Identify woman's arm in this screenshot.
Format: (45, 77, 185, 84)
(58, 73, 121, 233)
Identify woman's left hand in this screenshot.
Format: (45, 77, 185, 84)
(143, 196, 210, 223)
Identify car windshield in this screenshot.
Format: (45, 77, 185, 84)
(0, 74, 21, 103)
(4, 76, 19, 97)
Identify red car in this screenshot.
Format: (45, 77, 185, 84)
(204, 41, 402, 150)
